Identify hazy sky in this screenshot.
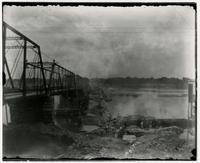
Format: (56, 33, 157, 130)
(4, 5, 195, 79)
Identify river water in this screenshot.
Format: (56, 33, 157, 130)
(106, 88, 189, 119)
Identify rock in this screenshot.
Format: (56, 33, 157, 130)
(84, 154, 94, 160)
(86, 113, 96, 117)
(156, 126, 184, 136)
(122, 134, 136, 143)
(90, 128, 106, 136)
(81, 125, 100, 133)
(124, 125, 149, 137)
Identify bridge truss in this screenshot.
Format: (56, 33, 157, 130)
(3, 22, 76, 97)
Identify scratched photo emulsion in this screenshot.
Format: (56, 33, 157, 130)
(2, 3, 196, 160)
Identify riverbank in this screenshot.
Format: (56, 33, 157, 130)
(3, 123, 195, 160)
(3, 85, 195, 160)
(75, 85, 195, 160)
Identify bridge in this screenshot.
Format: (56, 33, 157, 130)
(3, 22, 83, 99)
(3, 22, 89, 124)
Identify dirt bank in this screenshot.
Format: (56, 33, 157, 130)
(3, 86, 195, 160)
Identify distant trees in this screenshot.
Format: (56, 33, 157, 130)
(93, 77, 190, 89)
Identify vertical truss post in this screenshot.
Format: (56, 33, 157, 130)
(38, 47, 47, 95)
(56, 74, 57, 91)
(61, 68, 64, 89)
(3, 23, 15, 89)
(39, 68, 41, 93)
(22, 39, 27, 96)
(4, 57, 15, 89)
(36, 68, 39, 95)
(74, 74, 76, 90)
(64, 74, 66, 90)
(3, 22, 6, 72)
(74, 74, 77, 97)
(48, 60, 55, 94)
(58, 67, 62, 89)
(65, 73, 66, 90)
(33, 66, 35, 89)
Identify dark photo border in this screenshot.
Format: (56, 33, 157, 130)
(2, 1, 197, 161)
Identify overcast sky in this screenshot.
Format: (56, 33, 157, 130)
(4, 5, 195, 79)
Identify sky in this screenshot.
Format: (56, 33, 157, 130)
(3, 5, 195, 79)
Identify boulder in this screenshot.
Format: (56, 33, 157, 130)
(124, 125, 148, 137)
(81, 125, 100, 133)
(156, 126, 184, 136)
(90, 128, 106, 136)
(122, 134, 136, 143)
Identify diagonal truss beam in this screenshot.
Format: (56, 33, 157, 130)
(3, 21, 47, 96)
(3, 21, 80, 96)
(3, 22, 39, 48)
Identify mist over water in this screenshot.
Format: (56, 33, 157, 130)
(107, 91, 188, 119)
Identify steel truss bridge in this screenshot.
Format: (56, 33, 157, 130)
(3, 22, 81, 100)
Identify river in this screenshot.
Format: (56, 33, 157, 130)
(106, 88, 190, 119)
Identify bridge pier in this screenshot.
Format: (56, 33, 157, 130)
(3, 89, 89, 125)
(4, 96, 54, 123)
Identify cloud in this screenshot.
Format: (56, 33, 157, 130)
(3, 5, 195, 78)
